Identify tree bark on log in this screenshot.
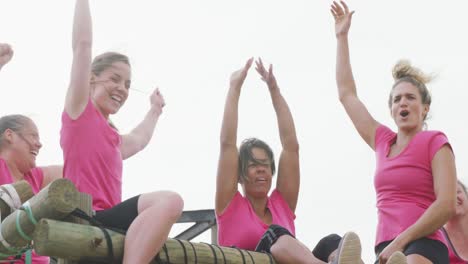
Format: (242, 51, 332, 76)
(0, 179, 79, 256)
(33, 219, 276, 264)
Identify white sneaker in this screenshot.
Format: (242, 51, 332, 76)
(331, 231, 362, 264)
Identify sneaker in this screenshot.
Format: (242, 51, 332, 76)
(331, 231, 361, 264)
(387, 251, 407, 264)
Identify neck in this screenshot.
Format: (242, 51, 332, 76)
(246, 194, 269, 216)
(0, 152, 25, 181)
(396, 127, 421, 146)
(91, 99, 110, 120)
(446, 213, 468, 241)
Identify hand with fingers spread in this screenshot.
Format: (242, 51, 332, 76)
(230, 57, 253, 90)
(331, 0, 355, 37)
(149, 88, 166, 115)
(0, 43, 14, 70)
(255, 58, 278, 91)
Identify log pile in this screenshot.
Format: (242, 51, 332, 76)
(0, 180, 276, 264)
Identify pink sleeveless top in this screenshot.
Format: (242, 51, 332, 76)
(216, 189, 296, 250)
(61, 100, 123, 210)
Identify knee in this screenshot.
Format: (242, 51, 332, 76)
(141, 191, 184, 220)
(159, 191, 184, 219)
(270, 235, 290, 259)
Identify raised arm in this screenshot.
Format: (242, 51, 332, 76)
(378, 145, 457, 263)
(215, 58, 253, 215)
(0, 43, 13, 71)
(120, 88, 165, 160)
(65, 0, 93, 120)
(332, 1, 379, 149)
(255, 58, 299, 212)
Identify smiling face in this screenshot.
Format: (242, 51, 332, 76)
(455, 182, 468, 216)
(0, 117, 43, 173)
(91, 61, 131, 118)
(390, 81, 429, 133)
(241, 147, 273, 198)
(0, 115, 42, 173)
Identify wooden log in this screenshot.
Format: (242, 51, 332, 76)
(58, 192, 93, 264)
(0, 179, 79, 257)
(0, 180, 34, 221)
(33, 219, 276, 264)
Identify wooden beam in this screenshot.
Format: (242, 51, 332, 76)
(33, 219, 276, 264)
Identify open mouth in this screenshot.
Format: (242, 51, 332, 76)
(400, 110, 409, 117)
(111, 95, 123, 104)
(30, 150, 38, 157)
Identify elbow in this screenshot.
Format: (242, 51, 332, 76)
(284, 140, 299, 153)
(446, 203, 457, 220)
(338, 91, 352, 104)
(440, 199, 457, 221)
(72, 40, 92, 53)
(219, 139, 236, 150)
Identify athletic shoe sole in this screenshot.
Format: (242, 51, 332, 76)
(387, 251, 407, 264)
(332, 231, 362, 264)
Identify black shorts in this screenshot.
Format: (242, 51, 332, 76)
(375, 237, 448, 264)
(94, 195, 140, 232)
(254, 224, 295, 253)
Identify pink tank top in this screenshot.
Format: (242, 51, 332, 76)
(0, 158, 49, 263)
(216, 189, 296, 250)
(374, 125, 450, 246)
(442, 228, 468, 264)
(61, 100, 123, 210)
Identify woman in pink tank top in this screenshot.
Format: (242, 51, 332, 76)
(61, 1, 184, 263)
(215, 58, 363, 264)
(0, 44, 62, 264)
(332, 1, 457, 264)
(443, 181, 468, 263)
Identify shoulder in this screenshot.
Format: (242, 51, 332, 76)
(62, 99, 97, 124)
(418, 130, 452, 160)
(216, 191, 245, 219)
(374, 124, 395, 148)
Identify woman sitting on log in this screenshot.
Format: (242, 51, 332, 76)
(60, 1, 184, 263)
(0, 43, 62, 264)
(442, 180, 468, 263)
(215, 57, 362, 264)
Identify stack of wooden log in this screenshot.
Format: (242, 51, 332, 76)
(0, 179, 275, 264)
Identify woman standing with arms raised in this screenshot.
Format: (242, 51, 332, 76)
(61, 1, 183, 263)
(331, 1, 457, 263)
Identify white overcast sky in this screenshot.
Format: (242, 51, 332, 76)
(1, 1, 467, 262)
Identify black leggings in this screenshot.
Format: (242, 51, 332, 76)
(94, 195, 140, 232)
(255, 224, 295, 253)
(375, 238, 448, 264)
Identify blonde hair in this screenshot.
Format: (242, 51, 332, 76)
(388, 60, 433, 120)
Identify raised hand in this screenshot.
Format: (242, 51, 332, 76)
(255, 58, 278, 90)
(230, 57, 253, 90)
(331, 1, 355, 37)
(0, 43, 14, 69)
(149, 88, 165, 115)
